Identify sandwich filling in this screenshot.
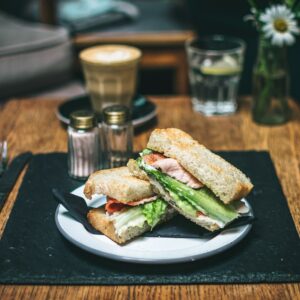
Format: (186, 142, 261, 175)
(138, 149, 241, 229)
(143, 152, 203, 189)
(105, 195, 169, 233)
(105, 195, 158, 213)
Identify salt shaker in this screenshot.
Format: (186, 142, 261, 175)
(102, 105, 133, 168)
(68, 110, 100, 180)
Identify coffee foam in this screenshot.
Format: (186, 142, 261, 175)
(80, 45, 141, 65)
(93, 50, 132, 63)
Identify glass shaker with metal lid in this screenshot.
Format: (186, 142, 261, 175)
(102, 105, 133, 168)
(68, 110, 100, 180)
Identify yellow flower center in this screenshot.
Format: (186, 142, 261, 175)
(273, 18, 288, 32)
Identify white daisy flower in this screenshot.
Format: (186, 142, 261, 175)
(260, 5, 299, 46)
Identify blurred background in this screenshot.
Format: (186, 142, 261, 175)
(0, 0, 299, 101)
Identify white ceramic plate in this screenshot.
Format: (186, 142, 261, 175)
(55, 185, 253, 264)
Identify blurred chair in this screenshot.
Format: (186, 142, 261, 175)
(0, 12, 73, 100)
(0, 0, 195, 96)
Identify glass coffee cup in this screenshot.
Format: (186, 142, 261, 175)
(80, 45, 142, 115)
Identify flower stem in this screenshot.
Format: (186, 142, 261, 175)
(252, 38, 290, 124)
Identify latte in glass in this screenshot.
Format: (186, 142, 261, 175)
(80, 45, 141, 114)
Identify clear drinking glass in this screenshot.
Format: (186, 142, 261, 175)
(185, 36, 245, 115)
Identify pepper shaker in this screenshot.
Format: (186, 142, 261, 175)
(68, 110, 100, 180)
(102, 105, 133, 168)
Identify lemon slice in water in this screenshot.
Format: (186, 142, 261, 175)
(201, 55, 241, 76)
(201, 66, 241, 76)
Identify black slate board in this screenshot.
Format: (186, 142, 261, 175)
(0, 152, 300, 284)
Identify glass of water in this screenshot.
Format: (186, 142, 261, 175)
(185, 36, 245, 115)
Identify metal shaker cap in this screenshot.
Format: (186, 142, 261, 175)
(103, 105, 131, 125)
(70, 110, 97, 129)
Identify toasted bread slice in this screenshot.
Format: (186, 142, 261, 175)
(87, 206, 176, 244)
(147, 128, 253, 204)
(127, 159, 149, 181)
(84, 167, 154, 202)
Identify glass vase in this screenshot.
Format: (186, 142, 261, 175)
(252, 38, 290, 125)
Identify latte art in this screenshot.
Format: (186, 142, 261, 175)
(80, 45, 141, 65)
(93, 50, 132, 63)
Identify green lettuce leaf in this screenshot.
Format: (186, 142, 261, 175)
(142, 198, 168, 229)
(114, 206, 144, 229)
(140, 148, 153, 156)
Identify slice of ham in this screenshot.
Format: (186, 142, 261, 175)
(105, 196, 158, 214)
(105, 198, 126, 214)
(126, 195, 158, 206)
(143, 153, 203, 189)
(143, 152, 165, 165)
(196, 211, 206, 217)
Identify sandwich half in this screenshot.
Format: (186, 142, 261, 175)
(128, 128, 253, 232)
(84, 166, 175, 244)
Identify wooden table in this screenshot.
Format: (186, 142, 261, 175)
(0, 96, 299, 299)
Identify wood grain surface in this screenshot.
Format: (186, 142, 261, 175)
(74, 31, 195, 48)
(0, 96, 299, 300)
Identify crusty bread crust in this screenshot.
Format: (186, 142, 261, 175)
(87, 206, 177, 244)
(127, 159, 149, 181)
(84, 167, 154, 201)
(147, 128, 253, 204)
